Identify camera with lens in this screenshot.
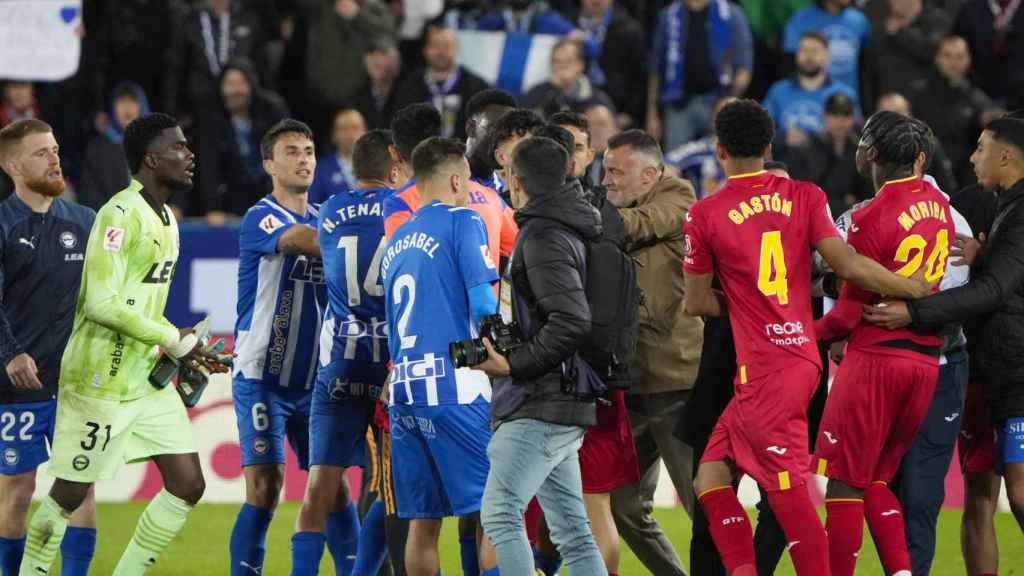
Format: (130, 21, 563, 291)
(450, 315, 525, 369)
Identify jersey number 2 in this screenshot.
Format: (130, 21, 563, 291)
(758, 231, 789, 305)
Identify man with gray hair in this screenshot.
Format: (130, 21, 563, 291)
(602, 129, 702, 576)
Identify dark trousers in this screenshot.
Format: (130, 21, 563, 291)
(892, 350, 968, 575)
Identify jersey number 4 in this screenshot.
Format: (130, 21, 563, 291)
(758, 231, 789, 305)
(895, 229, 949, 282)
(337, 236, 386, 306)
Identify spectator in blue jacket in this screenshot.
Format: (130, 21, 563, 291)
(783, 0, 870, 96)
(309, 109, 366, 205)
(763, 31, 858, 148)
(647, 0, 753, 150)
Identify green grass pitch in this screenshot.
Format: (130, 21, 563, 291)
(31, 503, 1022, 574)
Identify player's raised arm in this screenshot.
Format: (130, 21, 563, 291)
(277, 223, 320, 256)
(82, 206, 180, 349)
(816, 236, 932, 299)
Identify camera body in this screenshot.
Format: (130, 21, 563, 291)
(450, 315, 525, 369)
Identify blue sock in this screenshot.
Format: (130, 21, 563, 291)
(229, 503, 273, 576)
(0, 536, 25, 576)
(290, 532, 326, 576)
(326, 503, 360, 575)
(60, 527, 96, 576)
(533, 548, 562, 576)
(480, 568, 500, 576)
(351, 501, 387, 576)
(460, 536, 480, 576)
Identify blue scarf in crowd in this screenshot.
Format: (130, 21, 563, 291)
(660, 0, 734, 104)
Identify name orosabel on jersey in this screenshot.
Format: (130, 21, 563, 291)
(318, 187, 392, 372)
(234, 196, 326, 390)
(381, 203, 498, 408)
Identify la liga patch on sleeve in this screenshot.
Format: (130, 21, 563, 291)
(259, 214, 285, 234)
(103, 226, 125, 252)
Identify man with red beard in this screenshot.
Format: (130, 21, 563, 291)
(0, 119, 97, 576)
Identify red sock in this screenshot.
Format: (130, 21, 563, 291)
(825, 498, 864, 576)
(767, 487, 829, 575)
(698, 486, 756, 575)
(864, 482, 912, 575)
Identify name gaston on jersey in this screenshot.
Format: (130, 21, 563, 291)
(725, 192, 794, 225)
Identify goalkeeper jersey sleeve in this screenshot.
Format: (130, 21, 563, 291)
(60, 180, 181, 401)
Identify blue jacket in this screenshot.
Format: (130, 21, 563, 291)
(0, 195, 95, 403)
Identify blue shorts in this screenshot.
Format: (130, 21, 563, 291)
(308, 361, 385, 468)
(996, 416, 1024, 474)
(233, 378, 311, 470)
(0, 400, 56, 475)
(389, 401, 491, 519)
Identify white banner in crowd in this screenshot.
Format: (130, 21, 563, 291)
(456, 30, 559, 96)
(0, 0, 82, 81)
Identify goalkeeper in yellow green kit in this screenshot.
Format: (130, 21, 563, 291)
(19, 114, 228, 576)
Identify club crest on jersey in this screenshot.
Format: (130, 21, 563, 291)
(60, 231, 78, 249)
(103, 226, 125, 252)
(259, 214, 285, 234)
(3, 448, 18, 467)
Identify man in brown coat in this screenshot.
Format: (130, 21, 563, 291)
(603, 129, 703, 576)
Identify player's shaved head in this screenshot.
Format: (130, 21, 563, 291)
(985, 117, 1024, 159)
(352, 129, 395, 182)
(412, 137, 470, 207)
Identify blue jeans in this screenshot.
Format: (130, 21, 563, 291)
(481, 419, 607, 576)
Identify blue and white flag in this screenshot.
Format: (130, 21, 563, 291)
(457, 30, 559, 95)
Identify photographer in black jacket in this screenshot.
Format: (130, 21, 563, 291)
(866, 117, 1024, 531)
(473, 136, 607, 575)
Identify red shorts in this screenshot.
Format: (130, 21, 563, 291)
(579, 389, 640, 493)
(959, 379, 996, 474)
(814, 346, 938, 488)
(701, 360, 820, 492)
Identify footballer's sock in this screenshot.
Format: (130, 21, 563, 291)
(326, 504, 359, 575)
(460, 536, 480, 576)
(0, 536, 25, 576)
(825, 498, 864, 576)
(864, 483, 912, 575)
(229, 503, 273, 576)
(766, 488, 829, 575)
(532, 548, 562, 576)
(19, 495, 70, 575)
(698, 486, 756, 575)
(290, 532, 326, 576)
(60, 527, 96, 576)
(351, 500, 387, 576)
(113, 488, 192, 576)
(480, 568, 500, 576)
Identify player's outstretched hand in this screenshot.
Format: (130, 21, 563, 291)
(473, 338, 511, 378)
(951, 233, 984, 267)
(6, 352, 43, 390)
(862, 300, 912, 330)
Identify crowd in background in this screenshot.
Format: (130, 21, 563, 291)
(0, 0, 1020, 221)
